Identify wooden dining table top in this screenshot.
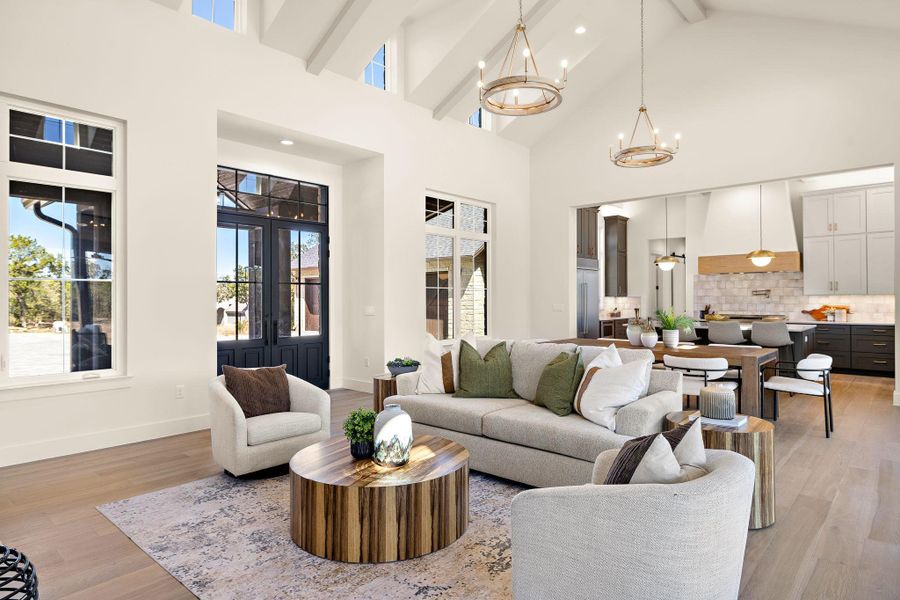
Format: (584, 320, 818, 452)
(553, 338, 778, 365)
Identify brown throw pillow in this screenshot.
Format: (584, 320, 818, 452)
(603, 423, 691, 485)
(222, 365, 290, 418)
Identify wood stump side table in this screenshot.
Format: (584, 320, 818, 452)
(289, 435, 469, 563)
(665, 411, 775, 530)
(373, 374, 397, 412)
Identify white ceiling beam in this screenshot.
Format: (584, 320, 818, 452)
(667, 0, 707, 24)
(432, 0, 566, 120)
(307, 0, 373, 75)
(148, 0, 184, 10)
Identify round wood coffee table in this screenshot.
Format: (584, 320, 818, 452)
(665, 411, 775, 529)
(289, 434, 469, 563)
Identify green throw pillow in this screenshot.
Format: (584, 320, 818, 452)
(454, 340, 518, 398)
(534, 352, 584, 416)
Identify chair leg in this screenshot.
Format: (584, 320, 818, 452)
(828, 386, 835, 433)
(773, 390, 779, 421)
(823, 393, 830, 438)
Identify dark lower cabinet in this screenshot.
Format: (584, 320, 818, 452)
(813, 324, 893, 375)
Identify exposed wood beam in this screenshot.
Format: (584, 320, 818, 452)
(433, 0, 563, 121)
(307, 0, 372, 75)
(667, 0, 706, 24)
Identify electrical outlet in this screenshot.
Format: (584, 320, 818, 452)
(175, 385, 185, 399)
(364, 357, 370, 368)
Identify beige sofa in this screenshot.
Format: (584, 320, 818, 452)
(392, 343, 683, 488)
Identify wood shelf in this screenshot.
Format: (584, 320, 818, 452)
(698, 251, 801, 275)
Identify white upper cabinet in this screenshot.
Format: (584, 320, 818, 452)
(803, 236, 833, 295)
(866, 186, 894, 233)
(867, 231, 894, 294)
(832, 234, 867, 294)
(802, 194, 832, 237)
(831, 189, 867, 234)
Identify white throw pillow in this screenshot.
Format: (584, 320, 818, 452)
(416, 334, 459, 394)
(630, 419, 708, 484)
(574, 358, 650, 431)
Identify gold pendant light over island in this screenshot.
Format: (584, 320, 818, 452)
(747, 184, 776, 267)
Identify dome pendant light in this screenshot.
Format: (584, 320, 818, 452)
(655, 196, 679, 272)
(747, 184, 776, 267)
(610, 0, 680, 167)
(477, 0, 567, 116)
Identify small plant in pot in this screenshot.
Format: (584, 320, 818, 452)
(386, 357, 420, 377)
(656, 308, 694, 348)
(343, 408, 376, 459)
(640, 319, 659, 348)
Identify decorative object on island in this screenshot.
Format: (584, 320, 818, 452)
(610, 0, 680, 167)
(477, 0, 567, 117)
(700, 304, 712, 319)
(654, 197, 680, 271)
(0, 545, 38, 600)
(374, 403, 414, 467)
(342, 408, 376, 459)
(386, 356, 420, 377)
(626, 318, 644, 346)
(700, 385, 737, 420)
(746, 184, 776, 267)
(802, 304, 852, 321)
(656, 308, 693, 348)
(640, 320, 659, 348)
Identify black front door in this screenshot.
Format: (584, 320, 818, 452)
(216, 203, 329, 388)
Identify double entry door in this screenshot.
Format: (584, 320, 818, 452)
(216, 213, 328, 389)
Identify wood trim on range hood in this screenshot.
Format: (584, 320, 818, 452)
(698, 251, 802, 274)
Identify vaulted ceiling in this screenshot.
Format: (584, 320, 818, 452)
(153, 0, 900, 146)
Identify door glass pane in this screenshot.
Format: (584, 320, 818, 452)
(277, 228, 295, 284)
(300, 284, 321, 336)
(216, 225, 236, 281)
(237, 225, 263, 283)
(277, 284, 295, 337)
(271, 198, 299, 220)
(297, 231, 321, 284)
(459, 239, 488, 336)
(425, 234, 453, 339)
(235, 193, 268, 215)
(270, 177, 300, 201)
(298, 203, 321, 222)
(236, 283, 263, 340)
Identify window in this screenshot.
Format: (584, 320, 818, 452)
(1, 98, 122, 384)
(364, 44, 388, 90)
(424, 195, 490, 340)
(216, 166, 327, 223)
(192, 0, 236, 30)
(467, 107, 491, 130)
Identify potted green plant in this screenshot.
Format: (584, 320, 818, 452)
(639, 319, 659, 348)
(386, 356, 420, 377)
(656, 308, 694, 348)
(342, 408, 377, 459)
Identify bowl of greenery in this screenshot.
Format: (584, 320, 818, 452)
(386, 357, 420, 377)
(656, 308, 694, 348)
(342, 408, 377, 459)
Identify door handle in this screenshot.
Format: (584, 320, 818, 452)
(263, 318, 269, 346)
(272, 319, 278, 343)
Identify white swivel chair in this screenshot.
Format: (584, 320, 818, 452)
(761, 353, 833, 437)
(209, 373, 331, 476)
(663, 355, 739, 410)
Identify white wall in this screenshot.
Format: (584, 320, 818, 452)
(529, 10, 900, 403)
(0, 0, 531, 465)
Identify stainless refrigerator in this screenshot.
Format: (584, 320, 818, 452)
(576, 265, 599, 338)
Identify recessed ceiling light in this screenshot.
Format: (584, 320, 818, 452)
(575, 25, 586, 34)
(280, 139, 294, 146)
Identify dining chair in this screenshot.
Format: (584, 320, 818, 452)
(751, 321, 795, 362)
(708, 321, 746, 345)
(663, 355, 740, 410)
(760, 353, 833, 437)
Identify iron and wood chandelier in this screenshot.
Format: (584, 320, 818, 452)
(610, 0, 680, 167)
(477, 0, 567, 116)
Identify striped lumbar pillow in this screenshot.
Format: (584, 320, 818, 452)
(604, 419, 707, 485)
(417, 333, 459, 394)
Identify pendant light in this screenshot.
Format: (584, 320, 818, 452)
(610, 0, 680, 167)
(747, 184, 776, 267)
(655, 196, 679, 271)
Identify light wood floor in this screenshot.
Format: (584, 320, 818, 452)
(1, 378, 897, 599)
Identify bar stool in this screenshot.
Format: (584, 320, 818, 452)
(663, 355, 739, 410)
(679, 324, 700, 343)
(761, 353, 833, 437)
(751, 321, 795, 362)
(708, 321, 746, 345)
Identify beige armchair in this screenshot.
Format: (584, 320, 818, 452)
(511, 449, 755, 600)
(209, 373, 330, 476)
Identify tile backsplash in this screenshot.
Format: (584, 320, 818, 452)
(693, 272, 894, 321)
(601, 296, 642, 318)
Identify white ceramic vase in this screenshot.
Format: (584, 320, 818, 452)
(640, 331, 658, 348)
(626, 324, 643, 347)
(662, 329, 679, 348)
(373, 403, 413, 467)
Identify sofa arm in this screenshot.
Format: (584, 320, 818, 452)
(591, 449, 620, 484)
(209, 378, 248, 466)
(395, 371, 421, 396)
(648, 369, 682, 395)
(287, 374, 330, 428)
(614, 391, 681, 437)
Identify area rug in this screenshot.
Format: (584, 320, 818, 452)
(97, 471, 526, 599)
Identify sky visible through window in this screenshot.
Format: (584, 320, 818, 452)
(192, 0, 235, 30)
(468, 108, 482, 128)
(364, 45, 387, 90)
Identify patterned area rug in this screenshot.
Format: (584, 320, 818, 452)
(98, 471, 526, 599)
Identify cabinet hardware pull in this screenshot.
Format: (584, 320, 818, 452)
(873, 360, 887, 364)
(873, 343, 887, 347)
(835, 280, 838, 291)
(819, 341, 830, 344)
(828, 223, 832, 232)
(872, 329, 887, 333)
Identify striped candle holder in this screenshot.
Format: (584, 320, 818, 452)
(700, 385, 736, 420)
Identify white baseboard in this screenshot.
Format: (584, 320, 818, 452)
(342, 378, 372, 393)
(894, 389, 900, 407)
(0, 413, 210, 468)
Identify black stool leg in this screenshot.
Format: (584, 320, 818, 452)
(823, 393, 830, 438)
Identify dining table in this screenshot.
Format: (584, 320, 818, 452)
(553, 338, 779, 418)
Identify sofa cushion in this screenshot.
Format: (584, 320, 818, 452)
(246, 412, 321, 446)
(394, 394, 528, 436)
(510, 341, 578, 401)
(533, 352, 583, 416)
(482, 404, 630, 462)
